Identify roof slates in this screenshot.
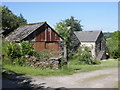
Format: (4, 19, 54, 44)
(74, 30, 102, 42)
(5, 22, 45, 41)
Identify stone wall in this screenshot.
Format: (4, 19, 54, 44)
(23, 55, 61, 69)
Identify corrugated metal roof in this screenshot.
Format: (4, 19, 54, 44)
(5, 22, 45, 41)
(74, 30, 102, 42)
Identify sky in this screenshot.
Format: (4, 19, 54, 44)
(2, 2, 118, 32)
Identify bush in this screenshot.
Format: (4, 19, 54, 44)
(106, 31, 120, 59)
(14, 57, 26, 66)
(111, 50, 120, 59)
(2, 41, 40, 66)
(32, 51, 41, 57)
(3, 42, 21, 59)
(20, 41, 34, 56)
(72, 46, 100, 65)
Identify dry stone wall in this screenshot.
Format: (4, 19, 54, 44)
(23, 55, 61, 69)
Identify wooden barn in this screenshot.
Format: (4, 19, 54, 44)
(5, 22, 64, 57)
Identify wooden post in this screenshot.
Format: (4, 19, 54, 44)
(64, 44, 68, 64)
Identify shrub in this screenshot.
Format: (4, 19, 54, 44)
(72, 46, 100, 65)
(32, 51, 41, 57)
(111, 50, 120, 59)
(14, 57, 26, 66)
(20, 41, 34, 56)
(106, 31, 120, 59)
(3, 41, 21, 59)
(2, 41, 41, 66)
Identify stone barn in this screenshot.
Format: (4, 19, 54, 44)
(73, 30, 106, 60)
(5, 22, 64, 57)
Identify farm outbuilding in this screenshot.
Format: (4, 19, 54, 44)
(73, 30, 106, 60)
(5, 22, 64, 57)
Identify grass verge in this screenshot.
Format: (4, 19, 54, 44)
(69, 59, 118, 72)
(3, 64, 74, 76)
(3, 59, 118, 76)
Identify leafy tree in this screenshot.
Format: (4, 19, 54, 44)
(64, 16, 82, 31)
(103, 32, 112, 39)
(106, 31, 120, 59)
(55, 16, 83, 59)
(1, 5, 27, 36)
(55, 16, 82, 42)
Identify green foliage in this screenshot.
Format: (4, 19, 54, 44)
(72, 46, 101, 65)
(14, 57, 26, 66)
(103, 32, 112, 39)
(2, 5, 27, 36)
(106, 31, 120, 59)
(64, 16, 83, 31)
(32, 51, 41, 57)
(55, 16, 82, 43)
(55, 16, 83, 59)
(20, 41, 34, 56)
(41, 53, 52, 58)
(111, 50, 120, 59)
(117, 58, 120, 61)
(3, 42, 21, 59)
(2, 41, 40, 66)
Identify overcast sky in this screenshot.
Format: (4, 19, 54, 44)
(2, 2, 118, 32)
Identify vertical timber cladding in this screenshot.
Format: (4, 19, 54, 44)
(33, 24, 61, 56)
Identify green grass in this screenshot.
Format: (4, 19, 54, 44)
(3, 64, 74, 76)
(3, 59, 118, 76)
(68, 59, 118, 72)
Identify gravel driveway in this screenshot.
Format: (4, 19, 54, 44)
(30, 68, 118, 88)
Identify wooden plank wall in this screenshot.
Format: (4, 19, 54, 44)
(30, 25, 62, 56)
(35, 27, 60, 41)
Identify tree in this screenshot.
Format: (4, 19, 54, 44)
(55, 16, 83, 60)
(64, 16, 82, 31)
(55, 16, 82, 43)
(1, 5, 27, 36)
(106, 31, 120, 59)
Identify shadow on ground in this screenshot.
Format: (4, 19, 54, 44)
(2, 70, 45, 90)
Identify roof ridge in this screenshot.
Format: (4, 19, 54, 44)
(74, 30, 102, 32)
(18, 22, 46, 27)
(27, 21, 46, 25)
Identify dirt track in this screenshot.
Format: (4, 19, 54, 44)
(30, 68, 118, 88)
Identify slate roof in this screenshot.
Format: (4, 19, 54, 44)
(5, 22, 46, 41)
(74, 30, 102, 42)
